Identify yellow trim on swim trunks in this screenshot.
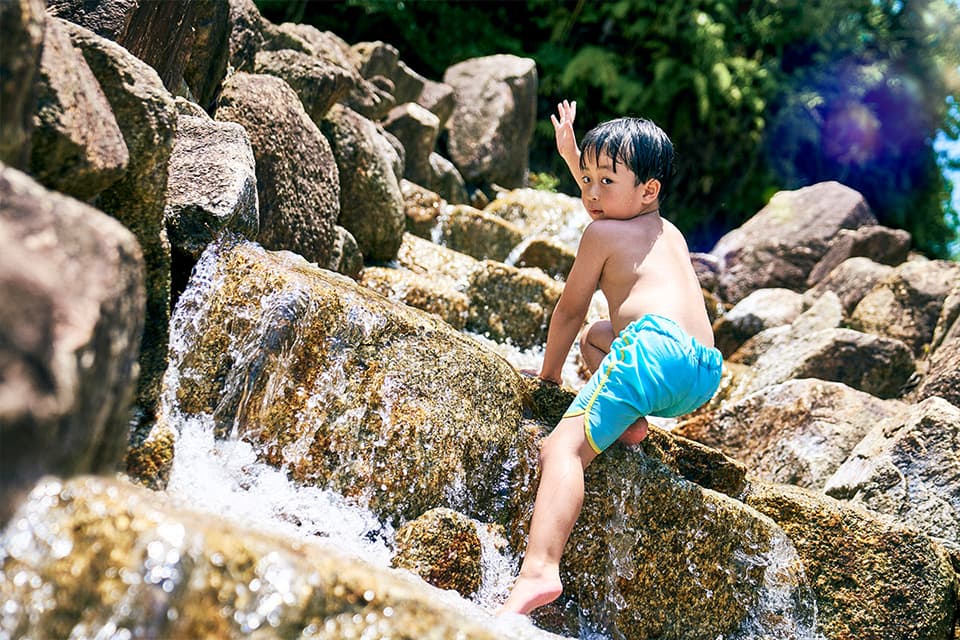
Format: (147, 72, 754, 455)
(581, 351, 620, 454)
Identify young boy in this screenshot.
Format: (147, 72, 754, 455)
(499, 101, 722, 615)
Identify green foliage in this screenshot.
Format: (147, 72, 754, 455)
(257, 0, 960, 256)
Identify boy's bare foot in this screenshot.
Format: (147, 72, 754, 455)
(617, 417, 648, 446)
(497, 574, 563, 616)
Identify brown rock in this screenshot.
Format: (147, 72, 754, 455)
(746, 482, 956, 640)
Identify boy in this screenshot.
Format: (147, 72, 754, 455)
(499, 101, 722, 615)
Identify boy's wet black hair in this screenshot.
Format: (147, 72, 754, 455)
(578, 117, 675, 201)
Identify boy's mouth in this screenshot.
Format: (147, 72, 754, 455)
(588, 208, 603, 219)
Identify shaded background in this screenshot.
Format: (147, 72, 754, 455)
(256, 0, 960, 258)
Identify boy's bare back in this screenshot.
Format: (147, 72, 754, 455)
(590, 213, 714, 348)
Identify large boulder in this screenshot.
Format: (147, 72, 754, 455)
(560, 445, 817, 640)
(384, 102, 440, 190)
(0, 166, 144, 524)
(65, 19, 177, 437)
(674, 379, 908, 489)
(712, 288, 804, 357)
(165, 237, 541, 537)
(320, 104, 405, 262)
(443, 55, 538, 189)
(746, 482, 957, 640)
(0, 0, 44, 169)
(805, 224, 911, 286)
(824, 397, 960, 547)
(215, 71, 340, 270)
(437, 204, 526, 262)
(803, 256, 895, 316)
(253, 48, 353, 122)
(711, 182, 877, 303)
(465, 261, 562, 349)
(182, 0, 231, 110)
(163, 113, 259, 259)
(0, 476, 561, 640)
(48, 0, 197, 94)
(849, 258, 960, 357)
(29, 16, 128, 201)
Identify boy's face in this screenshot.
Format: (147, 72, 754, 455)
(578, 152, 658, 221)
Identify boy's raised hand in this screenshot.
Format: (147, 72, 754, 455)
(550, 100, 578, 161)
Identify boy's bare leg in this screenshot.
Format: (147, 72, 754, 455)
(499, 415, 598, 615)
(578, 320, 614, 374)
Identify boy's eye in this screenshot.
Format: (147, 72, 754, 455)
(601, 177, 613, 184)
(581, 176, 591, 184)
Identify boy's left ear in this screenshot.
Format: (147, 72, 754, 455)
(642, 178, 661, 203)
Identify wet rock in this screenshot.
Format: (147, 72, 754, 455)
(849, 258, 960, 357)
(329, 225, 364, 280)
(0, 166, 144, 524)
(320, 104, 405, 262)
(396, 232, 479, 284)
(466, 260, 562, 349)
(167, 238, 541, 539)
(712, 288, 804, 358)
(514, 237, 575, 280)
(443, 55, 538, 189)
(746, 481, 957, 640)
(562, 447, 817, 640)
(824, 397, 960, 547)
(29, 17, 128, 201)
(66, 19, 177, 438)
(401, 179, 445, 237)
(359, 266, 469, 330)
(0, 476, 561, 640)
(215, 71, 340, 270)
(711, 181, 877, 303)
(125, 418, 175, 490)
(483, 188, 588, 250)
(803, 256, 895, 316)
(0, 0, 44, 169)
(164, 114, 258, 258)
(392, 507, 487, 598)
(675, 379, 908, 489)
(805, 224, 911, 287)
(439, 204, 526, 262)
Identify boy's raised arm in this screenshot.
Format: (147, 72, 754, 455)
(550, 100, 581, 182)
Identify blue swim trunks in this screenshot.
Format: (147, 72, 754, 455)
(565, 314, 722, 454)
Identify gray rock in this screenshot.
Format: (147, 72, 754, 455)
(215, 71, 340, 270)
(803, 256, 895, 316)
(0, 166, 144, 524)
(850, 258, 960, 357)
(320, 104, 405, 262)
(163, 114, 258, 258)
(806, 224, 911, 286)
(385, 102, 440, 189)
(66, 19, 177, 435)
(824, 396, 960, 547)
(712, 182, 877, 303)
(0, 0, 44, 169)
(30, 17, 129, 200)
(254, 48, 353, 122)
(713, 288, 804, 357)
(443, 55, 538, 188)
(675, 379, 908, 489)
